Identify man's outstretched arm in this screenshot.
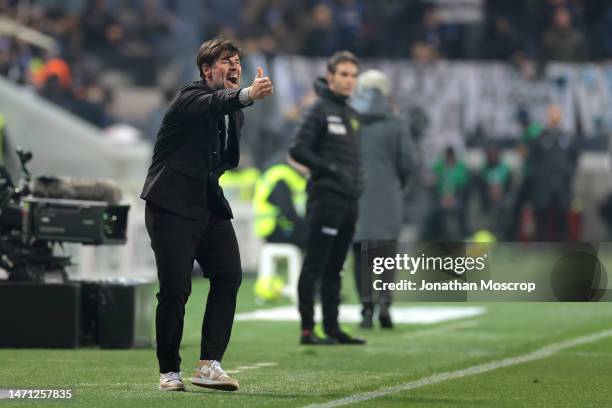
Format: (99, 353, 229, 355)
(174, 67, 274, 116)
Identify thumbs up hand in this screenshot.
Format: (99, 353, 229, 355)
(248, 66, 274, 101)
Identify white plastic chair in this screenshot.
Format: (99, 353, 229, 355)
(257, 243, 302, 302)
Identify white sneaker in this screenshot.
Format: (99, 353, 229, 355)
(191, 360, 239, 391)
(159, 371, 185, 391)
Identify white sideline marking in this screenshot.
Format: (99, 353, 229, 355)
(236, 305, 485, 324)
(567, 351, 612, 358)
(302, 328, 612, 408)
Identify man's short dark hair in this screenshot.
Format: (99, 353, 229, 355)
(196, 38, 243, 79)
(327, 51, 359, 74)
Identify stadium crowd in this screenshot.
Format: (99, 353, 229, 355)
(0, 0, 608, 243)
(2, 1, 612, 95)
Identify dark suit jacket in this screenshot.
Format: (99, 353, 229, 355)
(528, 128, 579, 209)
(140, 81, 250, 220)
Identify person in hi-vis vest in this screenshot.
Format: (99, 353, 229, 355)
(253, 155, 308, 249)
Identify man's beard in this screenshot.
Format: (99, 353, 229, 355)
(207, 75, 226, 90)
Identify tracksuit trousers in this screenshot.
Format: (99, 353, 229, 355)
(298, 198, 358, 333)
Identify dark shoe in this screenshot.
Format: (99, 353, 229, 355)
(300, 330, 338, 345)
(360, 314, 373, 329)
(379, 312, 394, 329)
(326, 330, 366, 345)
(360, 306, 374, 329)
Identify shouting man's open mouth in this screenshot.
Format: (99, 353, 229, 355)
(226, 72, 240, 88)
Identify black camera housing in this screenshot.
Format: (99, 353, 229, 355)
(22, 197, 129, 245)
(0, 148, 130, 281)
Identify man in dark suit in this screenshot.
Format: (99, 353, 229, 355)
(529, 104, 579, 241)
(141, 38, 273, 392)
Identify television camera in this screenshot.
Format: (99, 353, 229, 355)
(0, 148, 130, 282)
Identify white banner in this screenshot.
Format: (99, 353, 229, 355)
(271, 58, 612, 162)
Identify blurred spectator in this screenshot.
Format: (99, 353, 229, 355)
(301, 3, 338, 57)
(71, 82, 112, 128)
(1, 0, 610, 69)
(517, 109, 544, 160)
(410, 40, 439, 63)
(540, 7, 588, 62)
(330, 0, 364, 54)
(414, 7, 442, 53)
(33, 56, 112, 127)
(1, 0, 612, 137)
(138, 0, 173, 56)
(602, 4, 612, 59)
(81, 0, 122, 60)
(424, 146, 470, 240)
(509, 109, 543, 240)
(0, 38, 21, 82)
(479, 145, 511, 207)
(477, 144, 511, 235)
(39, 74, 72, 109)
(411, 7, 459, 59)
(34, 57, 71, 89)
(483, 16, 523, 61)
(529, 105, 580, 241)
(241, 0, 307, 55)
(362, 0, 424, 58)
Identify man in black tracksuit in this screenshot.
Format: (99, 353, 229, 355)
(289, 51, 365, 345)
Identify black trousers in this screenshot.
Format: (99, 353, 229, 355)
(535, 205, 569, 242)
(352, 241, 394, 315)
(145, 203, 242, 373)
(298, 199, 357, 332)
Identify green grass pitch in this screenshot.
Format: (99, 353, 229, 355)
(0, 277, 611, 407)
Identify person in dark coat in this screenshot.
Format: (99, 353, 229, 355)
(529, 104, 580, 241)
(140, 38, 274, 392)
(351, 69, 417, 329)
(289, 51, 365, 345)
